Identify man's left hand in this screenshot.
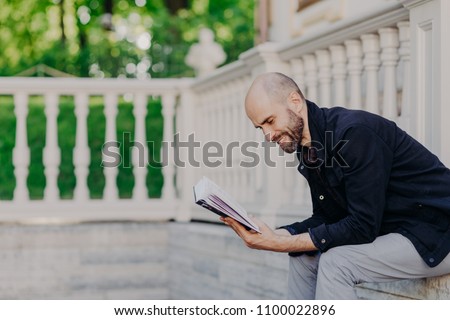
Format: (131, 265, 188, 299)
(220, 216, 288, 252)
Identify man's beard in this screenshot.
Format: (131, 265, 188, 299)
(277, 109, 304, 153)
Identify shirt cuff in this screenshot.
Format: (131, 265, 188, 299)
(308, 224, 333, 251)
(277, 225, 299, 236)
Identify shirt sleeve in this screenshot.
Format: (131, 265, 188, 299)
(308, 125, 393, 251)
(278, 187, 328, 256)
(278, 182, 329, 236)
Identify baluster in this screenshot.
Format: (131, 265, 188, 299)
(13, 93, 30, 201)
(223, 85, 231, 192)
(398, 21, 411, 131)
(316, 50, 332, 106)
(330, 45, 347, 106)
(161, 94, 176, 201)
(207, 91, 215, 181)
(238, 78, 249, 201)
(361, 34, 381, 114)
(132, 93, 148, 200)
(303, 54, 318, 102)
(103, 93, 119, 201)
(209, 90, 216, 183)
(231, 83, 240, 200)
(290, 59, 307, 206)
(219, 87, 226, 188)
(345, 40, 363, 109)
(206, 92, 213, 180)
(74, 93, 90, 200)
(379, 27, 399, 121)
(290, 58, 305, 93)
(43, 93, 60, 201)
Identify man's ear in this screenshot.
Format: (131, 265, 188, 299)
(289, 91, 304, 113)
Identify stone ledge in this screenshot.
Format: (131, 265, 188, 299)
(356, 275, 450, 299)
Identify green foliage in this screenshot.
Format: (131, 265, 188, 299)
(0, 0, 255, 77)
(0, 97, 16, 199)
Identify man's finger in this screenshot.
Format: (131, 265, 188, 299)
(224, 217, 250, 238)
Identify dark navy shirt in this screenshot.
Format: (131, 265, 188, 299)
(281, 101, 450, 267)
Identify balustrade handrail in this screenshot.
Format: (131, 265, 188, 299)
(0, 77, 193, 95)
(0, 77, 195, 223)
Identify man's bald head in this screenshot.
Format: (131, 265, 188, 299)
(243, 73, 307, 153)
(245, 72, 305, 114)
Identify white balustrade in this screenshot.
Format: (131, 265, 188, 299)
(1, 5, 418, 225)
(303, 54, 319, 102)
(12, 93, 30, 202)
(103, 93, 119, 201)
(223, 85, 231, 194)
(361, 34, 381, 114)
(74, 93, 90, 201)
(230, 80, 244, 200)
(290, 58, 305, 94)
(316, 49, 332, 107)
(132, 93, 148, 200)
(398, 21, 411, 131)
(219, 86, 227, 189)
(0, 77, 185, 221)
(43, 93, 61, 201)
(379, 27, 400, 121)
(161, 94, 176, 201)
(238, 77, 248, 202)
(206, 91, 215, 183)
(345, 40, 363, 109)
(330, 45, 347, 106)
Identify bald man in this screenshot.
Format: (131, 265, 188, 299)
(221, 72, 450, 299)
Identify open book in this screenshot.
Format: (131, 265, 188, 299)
(193, 176, 260, 233)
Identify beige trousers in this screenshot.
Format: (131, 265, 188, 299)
(288, 233, 450, 299)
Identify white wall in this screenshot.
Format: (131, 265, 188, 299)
(268, 0, 400, 42)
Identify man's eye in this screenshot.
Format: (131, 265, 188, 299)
(268, 119, 273, 124)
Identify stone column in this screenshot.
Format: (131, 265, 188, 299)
(398, 0, 450, 166)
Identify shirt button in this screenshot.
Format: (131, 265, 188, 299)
(319, 195, 324, 200)
(429, 258, 435, 263)
(300, 165, 304, 170)
(321, 239, 326, 244)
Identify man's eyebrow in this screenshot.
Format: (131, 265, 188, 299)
(254, 117, 271, 129)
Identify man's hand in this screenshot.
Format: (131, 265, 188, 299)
(220, 215, 285, 251)
(220, 215, 317, 253)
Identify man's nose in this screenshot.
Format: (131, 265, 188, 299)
(262, 128, 273, 142)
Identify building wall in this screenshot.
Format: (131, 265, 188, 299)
(0, 220, 448, 299)
(168, 222, 289, 299)
(0, 222, 169, 299)
(0, 221, 289, 300)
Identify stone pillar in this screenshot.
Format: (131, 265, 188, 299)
(399, 0, 450, 166)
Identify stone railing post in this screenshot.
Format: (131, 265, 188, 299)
(132, 93, 149, 201)
(103, 93, 119, 201)
(13, 93, 30, 202)
(74, 93, 90, 201)
(398, 0, 450, 166)
(177, 88, 196, 222)
(161, 94, 176, 202)
(43, 93, 61, 201)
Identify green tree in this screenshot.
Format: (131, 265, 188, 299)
(0, 0, 255, 78)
